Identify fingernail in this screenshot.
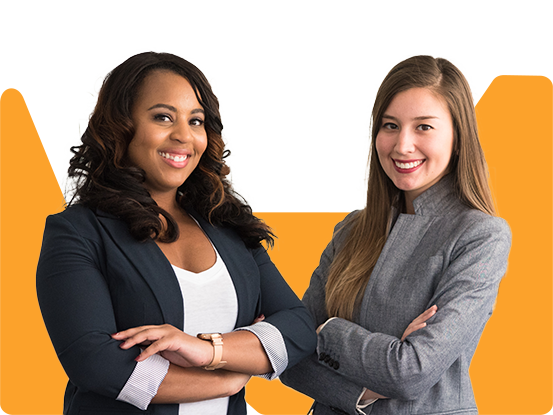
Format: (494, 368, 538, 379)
(135, 355, 141, 362)
(111, 333, 119, 337)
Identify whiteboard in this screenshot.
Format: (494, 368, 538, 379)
(35, 47, 514, 212)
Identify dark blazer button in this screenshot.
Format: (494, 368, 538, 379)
(332, 360, 340, 370)
(318, 352, 326, 361)
(324, 355, 331, 363)
(328, 358, 335, 366)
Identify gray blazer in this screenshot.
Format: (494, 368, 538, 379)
(280, 176, 511, 415)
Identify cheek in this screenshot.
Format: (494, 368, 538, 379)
(126, 130, 157, 169)
(126, 139, 143, 167)
(436, 137, 454, 167)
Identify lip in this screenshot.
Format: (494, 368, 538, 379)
(392, 158, 425, 174)
(158, 150, 192, 169)
(158, 148, 192, 156)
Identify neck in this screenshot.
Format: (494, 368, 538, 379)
(150, 190, 182, 216)
(403, 193, 415, 214)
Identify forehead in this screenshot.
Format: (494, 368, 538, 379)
(385, 87, 450, 119)
(134, 70, 198, 107)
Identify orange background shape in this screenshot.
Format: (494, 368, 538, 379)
(1, 75, 551, 414)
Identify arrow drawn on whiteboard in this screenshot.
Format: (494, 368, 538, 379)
(267, 125, 286, 141)
(305, 81, 328, 101)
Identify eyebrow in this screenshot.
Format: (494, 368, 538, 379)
(147, 104, 205, 115)
(382, 114, 439, 121)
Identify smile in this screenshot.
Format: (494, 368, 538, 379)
(158, 152, 189, 162)
(394, 159, 424, 170)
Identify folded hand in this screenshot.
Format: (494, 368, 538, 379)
(112, 324, 213, 367)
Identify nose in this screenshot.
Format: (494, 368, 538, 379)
(170, 120, 192, 143)
(394, 128, 416, 155)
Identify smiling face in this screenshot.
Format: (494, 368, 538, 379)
(128, 70, 208, 202)
(375, 87, 454, 210)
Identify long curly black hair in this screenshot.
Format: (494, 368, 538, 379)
(68, 52, 273, 248)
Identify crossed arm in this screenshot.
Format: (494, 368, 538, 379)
(281, 216, 511, 413)
(112, 322, 272, 403)
(37, 213, 316, 408)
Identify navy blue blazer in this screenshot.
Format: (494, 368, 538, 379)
(37, 205, 316, 415)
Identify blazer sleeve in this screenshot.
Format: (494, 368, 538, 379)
(316, 216, 512, 401)
(280, 214, 368, 415)
(250, 246, 318, 369)
(36, 214, 139, 399)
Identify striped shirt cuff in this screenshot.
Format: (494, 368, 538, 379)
(116, 353, 170, 410)
(235, 321, 288, 380)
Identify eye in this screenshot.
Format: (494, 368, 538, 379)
(190, 117, 205, 127)
(153, 113, 172, 122)
(382, 122, 398, 130)
(417, 124, 433, 131)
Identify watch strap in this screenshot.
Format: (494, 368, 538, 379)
(197, 333, 227, 370)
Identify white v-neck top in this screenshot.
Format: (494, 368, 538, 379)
(171, 245, 238, 414)
(116, 225, 288, 413)
(173, 246, 238, 335)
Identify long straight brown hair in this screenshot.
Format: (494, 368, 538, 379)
(325, 56, 496, 320)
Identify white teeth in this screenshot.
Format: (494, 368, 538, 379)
(158, 152, 188, 162)
(395, 160, 423, 169)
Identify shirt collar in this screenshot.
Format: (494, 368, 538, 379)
(411, 174, 458, 216)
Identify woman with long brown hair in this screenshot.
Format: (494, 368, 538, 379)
(36, 52, 316, 415)
(280, 56, 511, 414)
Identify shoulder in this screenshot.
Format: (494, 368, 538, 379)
(446, 205, 511, 242)
(44, 205, 106, 242)
(39, 206, 108, 270)
(439, 207, 512, 265)
(330, 210, 361, 246)
(307, 210, 362, 269)
(51, 204, 96, 222)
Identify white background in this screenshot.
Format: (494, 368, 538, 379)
(0, 0, 553, 75)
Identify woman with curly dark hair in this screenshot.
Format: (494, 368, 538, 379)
(37, 52, 316, 415)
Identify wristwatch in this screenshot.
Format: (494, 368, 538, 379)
(197, 333, 227, 370)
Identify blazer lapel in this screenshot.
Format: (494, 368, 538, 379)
(359, 214, 437, 327)
(96, 213, 185, 330)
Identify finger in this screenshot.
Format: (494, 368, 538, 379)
(119, 328, 164, 350)
(412, 305, 438, 324)
(401, 322, 427, 341)
(419, 305, 437, 318)
(411, 322, 427, 332)
(111, 325, 157, 340)
(136, 334, 194, 363)
(425, 304, 438, 314)
(135, 340, 168, 362)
